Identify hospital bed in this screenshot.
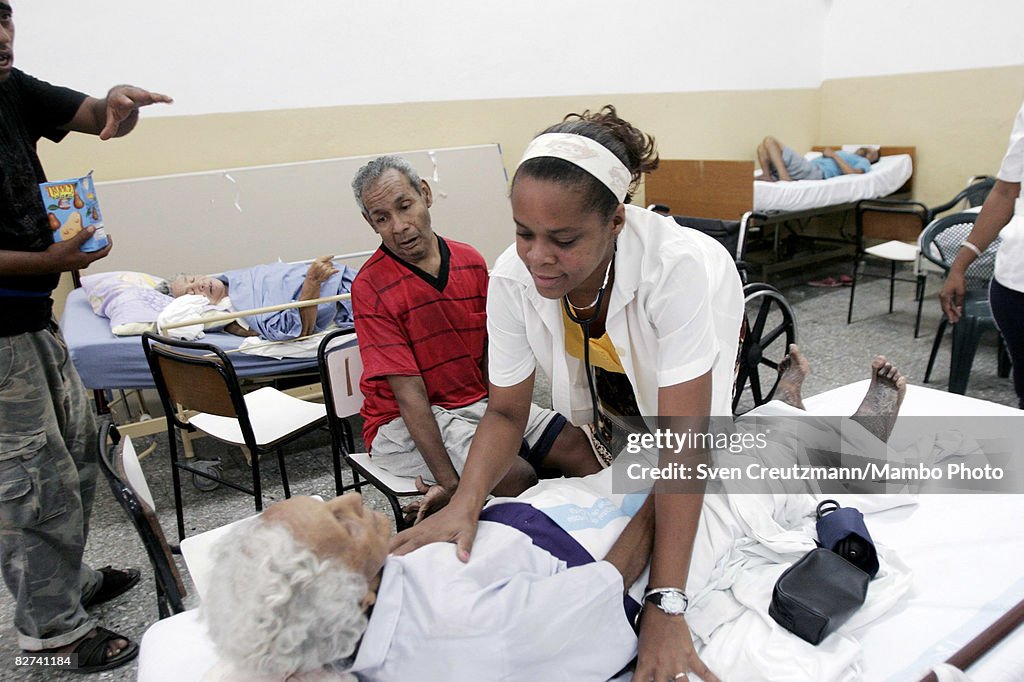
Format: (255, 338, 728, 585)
(61, 144, 515, 438)
(644, 147, 916, 279)
(135, 382, 1023, 681)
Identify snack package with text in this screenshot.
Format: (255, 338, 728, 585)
(39, 171, 108, 253)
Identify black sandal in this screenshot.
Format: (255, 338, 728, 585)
(82, 566, 141, 608)
(35, 626, 139, 674)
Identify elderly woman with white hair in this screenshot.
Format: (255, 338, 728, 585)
(201, 484, 656, 681)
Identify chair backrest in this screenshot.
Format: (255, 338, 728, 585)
(856, 199, 930, 243)
(919, 212, 1001, 289)
(98, 422, 186, 618)
(318, 328, 364, 421)
(142, 332, 245, 424)
(963, 176, 996, 208)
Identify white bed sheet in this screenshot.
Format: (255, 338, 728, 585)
(753, 154, 913, 214)
(139, 383, 1022, 682)
(804, 382, 1023, 681)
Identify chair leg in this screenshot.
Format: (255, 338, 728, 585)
(251, 444, 264, 512)
(388, 493, 409, 531)
(276, 447, 291, 498)
(332, 444, 345, 497)
(888, 260, 897, 314)
(924, 318, 949, 384)
(949, 315, 983, 395)
(167, 428, 187, 542)
(914, 275, 926, 338)
(846, 257, 860, 324)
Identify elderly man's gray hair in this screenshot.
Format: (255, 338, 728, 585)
(203, 519, 369, 677)
(351, 155, 423, 215)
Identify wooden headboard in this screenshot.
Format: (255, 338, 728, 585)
(643, 159, 754, 221)
(644, 146, 916, 220)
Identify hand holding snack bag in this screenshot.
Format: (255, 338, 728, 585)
(40, 171, 109, 253)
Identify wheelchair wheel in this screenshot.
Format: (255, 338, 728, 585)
(733, 284, 797, 414)
(191, 459, 222, 492)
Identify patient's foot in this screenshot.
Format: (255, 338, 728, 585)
(851, 356, 907, 442)
(776, 344, 810, 410)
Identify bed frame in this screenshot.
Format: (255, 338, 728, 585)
(644, 147, 916, 279)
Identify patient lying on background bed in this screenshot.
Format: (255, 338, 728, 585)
(196, 350, 913, 681)
(166, 255, 356, 340)
(756, 135, 880, 182)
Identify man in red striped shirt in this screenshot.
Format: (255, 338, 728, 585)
(351, 156, 600, 521)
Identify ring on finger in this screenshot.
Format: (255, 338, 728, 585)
(674, 674, 688, 680)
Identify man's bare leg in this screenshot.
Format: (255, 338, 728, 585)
(756, 140, 775, 182)
(763, 136, 793, 181)
(850, 356, 907, 443)
(775, 343, 810, 410)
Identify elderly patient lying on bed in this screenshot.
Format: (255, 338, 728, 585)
(199, 350, 915, 682)
(167, 256, 356, 340)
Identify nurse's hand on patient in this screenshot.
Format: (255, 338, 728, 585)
(389, 495, 479, 562)
(632, 609, 719, 682)
(401, 476, 455, 526)
(46, 227, 112, 273)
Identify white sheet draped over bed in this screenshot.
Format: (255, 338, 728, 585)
(753, 154, 913, 213)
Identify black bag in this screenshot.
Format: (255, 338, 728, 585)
(815, 499, 879, 578)
(768, 548, 870, 645)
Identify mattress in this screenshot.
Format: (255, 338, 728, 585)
(61, 288, 319, 390)
(753, 154, 913, 214)
(804, 382, 1024, 680)
(137, 383, 1023, 681)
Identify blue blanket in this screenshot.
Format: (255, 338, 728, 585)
(224, 261, 356, 341)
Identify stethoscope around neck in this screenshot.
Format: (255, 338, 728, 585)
(561, 251, 615, 448)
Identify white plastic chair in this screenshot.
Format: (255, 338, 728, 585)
(317, 329, 420, 529)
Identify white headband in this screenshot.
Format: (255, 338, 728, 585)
(517, 133, 631, 203)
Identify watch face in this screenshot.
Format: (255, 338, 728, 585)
(659, 591, 687, 615)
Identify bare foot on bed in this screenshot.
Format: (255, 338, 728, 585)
(850, 356, 907, 442)
(775, 344, 810, 410)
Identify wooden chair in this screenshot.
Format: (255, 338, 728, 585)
(141, 332, 328, 540)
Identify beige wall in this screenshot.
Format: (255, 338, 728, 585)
(42, 69, 1023, 313)
(820, 65, 1024, 207)
(38, 90, 821, 187)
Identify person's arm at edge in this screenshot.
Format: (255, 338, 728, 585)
(60, 85, 172, 141)
(387, 375, 460, 492)
(297, 256, 338, 336)
(603, 494, 655, 588)
(0, 227, 111, 277)
(940, 179, 1020, 323)
(823, 147, 866, 175)
(632, 371, 720, 682)
(388, 374, 536, 560)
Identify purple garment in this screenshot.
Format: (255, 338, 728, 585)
(480, 502, 641, 623)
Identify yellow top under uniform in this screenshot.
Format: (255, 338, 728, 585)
(562, 306, 625, 374)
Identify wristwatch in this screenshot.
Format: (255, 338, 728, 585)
(643, 587, 689, 616)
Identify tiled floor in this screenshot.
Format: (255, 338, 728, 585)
(0, 258, 1016, 681)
